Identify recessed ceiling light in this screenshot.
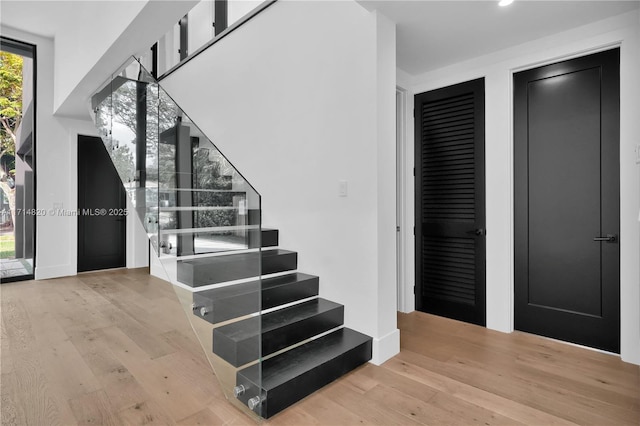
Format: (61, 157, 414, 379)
(499, 0, 514, 6)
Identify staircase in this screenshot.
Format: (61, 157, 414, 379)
(90, 58, 371, 420)
(190, 229, 371, 418)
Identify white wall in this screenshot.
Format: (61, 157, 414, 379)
(1, 26, 77, 278)
(228, 0, 263, 26)
(401, 10, 640, 365)
(161, 0, 399, 363)
(125, 197, 150, 269)
(1, 25, 150, 279)
(53, 0, 197, 118)
(188, 1, 215, 56)
(53, 0, 147, 114)
(373, 12, 400, 363)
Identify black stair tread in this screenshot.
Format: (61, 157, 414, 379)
(161, 225, 260, 234)
(158, 206, 242, 211)
(240, 327, 371, 389)
(163, 188, 242, 193)
(193, 273, 319, 325)
(215, 298, 341, 340)
(263, 272, 314, 291)
(235, 327, 372, 418)
(254, 228, 278, 248)
(179, 248, 297, 287)
(181, 249, 294, 267)
(213, 297, 343, 366)
(195, 273, 317, 301)
(195, 280, 260, 303)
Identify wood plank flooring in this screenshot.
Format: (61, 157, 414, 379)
(1, 268, 638, 425)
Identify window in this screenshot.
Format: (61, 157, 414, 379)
(0, 36, 36, 282)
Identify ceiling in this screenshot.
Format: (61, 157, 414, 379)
(1, 1, 94, 38)
(357, 0, 640, 75)
(2, 1, 639, 77)
(0, 1, 149, 40)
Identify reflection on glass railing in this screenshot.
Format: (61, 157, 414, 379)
(90, 57, 264, 421)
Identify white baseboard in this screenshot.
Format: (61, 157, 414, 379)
(621, 342, 640, 366)
(34, 264, 75, 280)
(370, 328, 400, 365)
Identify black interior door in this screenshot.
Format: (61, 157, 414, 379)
(415, 78, 486, 326)
(514, 49, 620, 353)
(78, 135, 126, 272)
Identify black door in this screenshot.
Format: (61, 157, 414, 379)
(514, 49, 620, 353)
(78, 135, 126, 272)
(415, 78, 486, 326)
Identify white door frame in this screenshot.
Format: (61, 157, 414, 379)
(396, 86, 409, 312)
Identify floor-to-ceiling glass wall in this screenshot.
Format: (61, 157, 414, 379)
(0, 37, 36, 282)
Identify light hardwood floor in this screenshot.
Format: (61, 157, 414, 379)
(1, 268, 638, 425)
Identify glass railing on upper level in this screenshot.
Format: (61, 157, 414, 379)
(139, 0, 274, 78)
(90, 57, 265, 421)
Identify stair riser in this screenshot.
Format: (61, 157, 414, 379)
(236, 337, 372, 418)
(262, 276, 318, 311)
(193, 275, 319, 325)
(261, 251, 297, 275)
(194, 286, 259, 325)
(178, 250, 297, 287)
(213, 304, 344, 367)
(178, 258, 257, 287)
(249, 228, 278, 248)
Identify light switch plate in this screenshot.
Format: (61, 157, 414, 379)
(338, 180, 348, 197)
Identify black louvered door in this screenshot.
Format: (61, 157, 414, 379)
(415, 78, 486, 326)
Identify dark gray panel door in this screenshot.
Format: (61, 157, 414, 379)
(415, 78, 486, 326)
(514, 49, 620, 353)
(78, 135, 126, 272)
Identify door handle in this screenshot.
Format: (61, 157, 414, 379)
(593, 234, 617, 242)
(466, 228, 486, 236)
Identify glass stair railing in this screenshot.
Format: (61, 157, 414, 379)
(90, 57, 264, 421)
(90, 56, 372, 421)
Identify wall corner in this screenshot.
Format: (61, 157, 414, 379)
(370, 328, 400, 365)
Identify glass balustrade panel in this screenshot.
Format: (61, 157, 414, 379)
(91, 57, 264, 420)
